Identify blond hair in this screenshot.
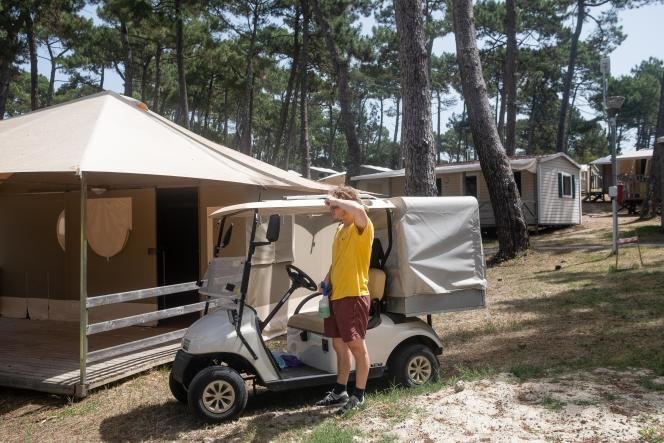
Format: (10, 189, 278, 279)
(329, 185, 361, 203)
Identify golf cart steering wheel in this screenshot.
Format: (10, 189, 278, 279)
(285, 264, 318, 292)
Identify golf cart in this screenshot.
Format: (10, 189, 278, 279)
(169, 196, 486, 422)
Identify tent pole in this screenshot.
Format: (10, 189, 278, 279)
(78, 172, 88, 397)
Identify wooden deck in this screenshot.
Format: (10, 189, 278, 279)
(0, 318, 180, 396)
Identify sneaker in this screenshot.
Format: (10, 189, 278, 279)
(315, 390, 349, 406)
(336, 395, 364, 415)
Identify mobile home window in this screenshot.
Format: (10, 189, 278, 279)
(465, 175, 478, 198)
(558, 172, 575, 198)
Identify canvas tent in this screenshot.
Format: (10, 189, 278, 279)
(0, 91, 329, 395)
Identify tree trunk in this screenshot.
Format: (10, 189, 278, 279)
(284, 81, 300, 169)
(120, 19, 133, 97)
(274, 8, 300, 165)
(140, 54, 152, 104)
(203, 75, 215, 130)
(393, 95, 400, 144)
(26, 13, 39, 111)
(504, 0, 518, 156)
(239, 7, 260, 155)
(640, 70, 664, 218)
(556, 0, 584, 153)
(153, 44, 161, 111)
(497, 83, 506, 143)
(312, 0, 362, 183)
(452, 0, 529, 260)
(436, 90, 441, 163)
(175, 0, 190, 129)
(299, 0, 311, 177)
(378, 96, 384, 157)
(46, 41, 56, 107)
(222, 88, 229, 142)
(394, 0, 437, 196)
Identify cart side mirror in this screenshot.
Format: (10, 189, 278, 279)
(221, 223, 233, 248)
(266, 214, 281, 243)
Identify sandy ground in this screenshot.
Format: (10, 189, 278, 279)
(359, 369, 664, 443)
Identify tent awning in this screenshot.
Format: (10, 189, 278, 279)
(0, 92, 329, 193)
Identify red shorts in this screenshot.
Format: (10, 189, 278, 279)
(323, 295, 370, 343)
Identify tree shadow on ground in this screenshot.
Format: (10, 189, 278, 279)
(437, 256, 664, 378)
(98, 381, 387, 442)
(0, 387, 68, 416)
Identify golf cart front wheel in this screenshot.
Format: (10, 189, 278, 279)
(390, 343, 440, 387)
(169, 370, 188, 404)
(187, 366, 248, 422)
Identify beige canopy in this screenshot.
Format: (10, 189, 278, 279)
(0, 91, 329, 193)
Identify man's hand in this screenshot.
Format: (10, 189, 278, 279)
(325, 196, 369, 230)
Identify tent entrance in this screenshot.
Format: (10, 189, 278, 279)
(156, 187, 200, 320)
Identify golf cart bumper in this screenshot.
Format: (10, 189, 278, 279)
(171, 350, 194, 384)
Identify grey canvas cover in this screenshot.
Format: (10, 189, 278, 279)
(384, 196, 486, 315)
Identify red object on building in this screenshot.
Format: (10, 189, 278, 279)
(617, 182, 624, 205)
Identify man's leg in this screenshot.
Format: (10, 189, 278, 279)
(333, 337, 352, 385)
(347, 338, 369, 390)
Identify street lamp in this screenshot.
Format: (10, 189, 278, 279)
(607, 95, 625, 254)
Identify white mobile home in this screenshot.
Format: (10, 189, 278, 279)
(352, 153, 581, 227)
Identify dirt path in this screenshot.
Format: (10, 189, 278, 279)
(375, 369, 664, 442)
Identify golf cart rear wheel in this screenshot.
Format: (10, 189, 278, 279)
(390, 343, 440, 387)
(187, 366, 248, 422)
(169, 370, 188, 404)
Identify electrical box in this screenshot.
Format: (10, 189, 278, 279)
(608, 186, 618, 197)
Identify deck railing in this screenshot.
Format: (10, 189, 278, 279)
(79, 280, 209, 393)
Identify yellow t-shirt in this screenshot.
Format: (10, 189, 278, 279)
(329, 219, 374, 301)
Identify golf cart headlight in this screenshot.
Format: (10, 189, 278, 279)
(182, 338, 191, 351)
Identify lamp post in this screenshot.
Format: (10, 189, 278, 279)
(607, 95, 625, 254)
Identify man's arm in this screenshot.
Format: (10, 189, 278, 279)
(326, 196, 369, 231)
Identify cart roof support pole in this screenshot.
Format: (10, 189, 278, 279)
(78, 172, 88, 396)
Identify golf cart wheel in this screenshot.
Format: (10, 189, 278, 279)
(390, 343, 440, 387)
(169, 370, 188, 404)
(187, 366, 247, 422)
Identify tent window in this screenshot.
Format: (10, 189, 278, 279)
(465, 176, 478, 198)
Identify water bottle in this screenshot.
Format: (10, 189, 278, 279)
(318, 281, 331, 319)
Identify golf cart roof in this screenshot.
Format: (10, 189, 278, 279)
(210, 196, 396, 219)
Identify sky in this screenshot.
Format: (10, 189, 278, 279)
(36, 3, 664, 152)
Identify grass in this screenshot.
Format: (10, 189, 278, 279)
(640, 377, 664, 392)
(303, 422, 365, 443)
(54, 399, 99, 419)
(540, 394, 566, 412)
(510, 364, 544, 381)
(640, 427, 664, 443)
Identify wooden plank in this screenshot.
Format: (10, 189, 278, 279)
(86, 298, 221, 335)
(86, 329, 186, 363)
(86, 281, 203, 308)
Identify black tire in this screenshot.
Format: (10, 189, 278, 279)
(169, 370, 188, 404)
(389, 343, 440, 387)
(187, 366, 247, 422)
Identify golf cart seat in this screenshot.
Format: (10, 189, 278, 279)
(287, 268, 386, 334)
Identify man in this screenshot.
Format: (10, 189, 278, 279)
(316, 185, 373, 414)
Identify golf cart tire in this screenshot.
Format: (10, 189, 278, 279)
(389, 343, 440, 387)
(187, 366, 248, 422)
(169, 370, 188, 404)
